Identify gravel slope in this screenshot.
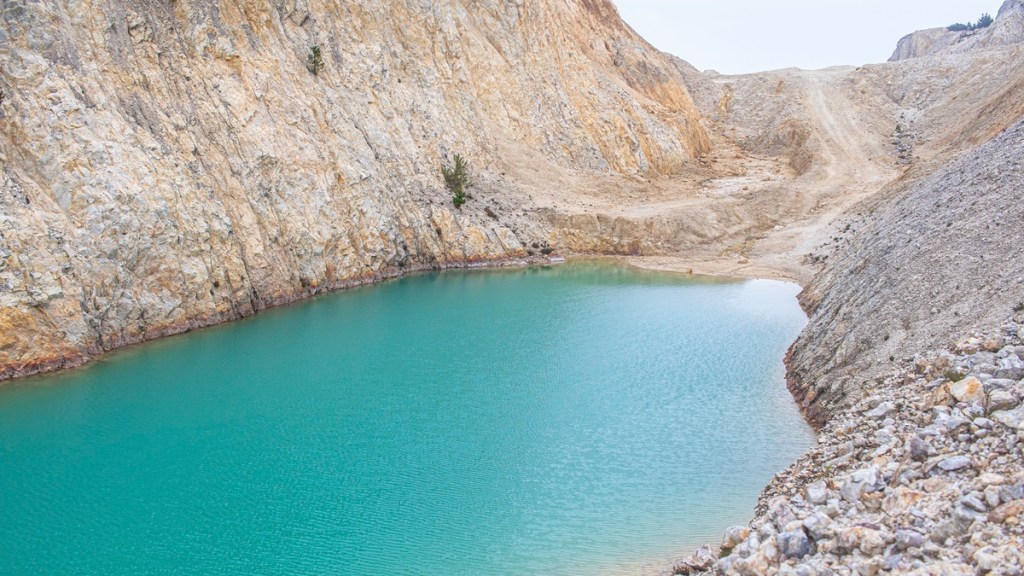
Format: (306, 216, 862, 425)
(788, 118, 1024, 428)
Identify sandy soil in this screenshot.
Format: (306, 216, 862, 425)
(539, 66, 908, 286)
(624, 255, 804, 283)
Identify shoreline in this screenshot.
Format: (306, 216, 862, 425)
(0, 254, 551, 385)
(674, 316, 1024, 574)
(2, 250, 821, 575)
(2, 252, 811, 385)
(14, 248, 941, 575)
(622, 255, 809, 286)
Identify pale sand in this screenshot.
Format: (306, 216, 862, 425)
(623, 255, 807, 285)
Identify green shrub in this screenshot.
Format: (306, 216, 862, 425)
(948, 13, 994, 32)
(442, 154, 470, 209)
(307, 45, 324, 76)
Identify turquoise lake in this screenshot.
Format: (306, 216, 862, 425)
(0, 261, 815, 575)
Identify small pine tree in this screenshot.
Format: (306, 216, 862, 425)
(442, 154, 470, 209)
(949, 13, 995, 32)
(307, 45, 324, 76)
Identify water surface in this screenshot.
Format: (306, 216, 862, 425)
(0, 261, 814, 575)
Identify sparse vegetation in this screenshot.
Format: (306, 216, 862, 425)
(442, 154, 470, 209)
(947, 13, 994, 32)
(307, 45, 324, 76)
(1014, 302, 1024, 312)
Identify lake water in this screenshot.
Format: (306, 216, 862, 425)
(0, 261, 814, 575)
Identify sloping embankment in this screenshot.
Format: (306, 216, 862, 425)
(787, 118, 1024, 429)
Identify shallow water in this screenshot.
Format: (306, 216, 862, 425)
(0, 262, 814, 575)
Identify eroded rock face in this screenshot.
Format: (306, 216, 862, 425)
(889, 0, 1024, 61)
(0, 0, 709, 379)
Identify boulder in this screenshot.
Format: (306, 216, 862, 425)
(988, 389, 1020, 412)
(778, 530, 811, 559)
(950, 376, 986, 405)
(937, 455, 973, 471)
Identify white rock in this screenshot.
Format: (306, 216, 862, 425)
(865, 401, 896, 418)
(988, 389, 1020, 412)
(992, 406, 1024, 429)
(937, 455, 972, 471)
(806, 481, 829, 505)
(950, 376, 986, 404)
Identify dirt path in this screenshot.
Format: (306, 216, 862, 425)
(613, 68, 905, 283)
(745, 69, 900, 278)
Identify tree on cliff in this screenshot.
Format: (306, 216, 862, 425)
(307, 45, 325, 76)
(948, 13, 995, 32)
(442, 154, 470, 209)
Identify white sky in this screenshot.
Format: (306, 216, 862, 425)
(613, 0, 1005, 74)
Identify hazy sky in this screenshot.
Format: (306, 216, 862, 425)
(613, 0, 1004, 74)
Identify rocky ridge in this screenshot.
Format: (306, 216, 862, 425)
(667, 15, 1024, 573)
(890, 0, 1024, 61)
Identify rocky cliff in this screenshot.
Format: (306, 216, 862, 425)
(0, 0, 711, 379)
(5, 0, 1024, 383)
(890, 0, 1024, 61)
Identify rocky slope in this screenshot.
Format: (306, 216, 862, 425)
(670, 119, 1024, 575)
(677, 318, 1024, 575)
(890, 0, 1024, 61)
(653, 24, 1024, 282)
(0, 0, 710, 379)
(788, 117, 1024, 428)
(669, 107, 1024, 576)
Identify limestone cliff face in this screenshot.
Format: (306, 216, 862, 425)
(890, 0, 1024, 61)
(0, 0, 709, 380)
